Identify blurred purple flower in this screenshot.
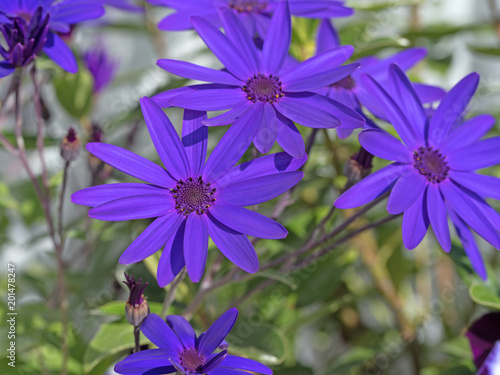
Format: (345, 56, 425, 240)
(466, 312, 500, 374)
(335, 64, 500, 280)
(114, 309, 273, 375)
(147, 0, 352, 36)
(0, 0, 105, 77)
(72, 97, 305, 285)
(101, 0, 144, 12)
(154, 1, 364, 158)
(83, 45, 118, 93)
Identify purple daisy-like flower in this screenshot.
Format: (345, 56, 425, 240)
(148, 0, 352, 36)
(335, 64, 500, 280)
(0, 0, 105, 76)
(71, 97, 306, 285)
(114, 309, 273, 375)
(154, 1, 364, 158)
(83, 44, 118, 93)
(466, 312, 500, 372)
(314, 19, 446, 138)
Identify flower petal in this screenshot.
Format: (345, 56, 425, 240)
(449, 170, 500, 200)
(387, 169, 427, 215)
(168, 86, 247, 111)
(335, 163, 407, 209)
(184, 214, 209, 283)
(316, 19, 340, 54)
(157, 59, 242, 86)
(166, 315, 196, 350)
(202, 104, 252, 126)
(210, 203, 287, 239)
(359, 129, 412, 163)
(89, 194, 173, 221)
(402, 188, 429, 249)
(253, 104, 278, 154)
(219, 355, 272, 375)
(217, 171, 303, 206)
(0, 62, 15, 78)
(207, 368, 250, 375)
(43, 32, 77, 73)
(182, 110, 208, 176)
(141, 313, 184, 352)
(276, 111, 306, 158)
(440, 114, 496, 154)
(71, 183, 164, 207)
(447, 137, 500, 171)
(114, 349, 176, 375)
(274, 95, 340, 129)
(119, 214, 183, 264)
(428, 73, 479, 147)
(50, 1, 105, 24)
(427, 184, 451, 252)
(207, 214, 258, 273)
(203, 103, 263, 182)
(157, 221, 186, 287)
(413, 83, 446, 104)
(140, 97, 190, 180)
(261, 0, 291, 74)
(199, 308, 238, 357)
(86, 142, 176, 188)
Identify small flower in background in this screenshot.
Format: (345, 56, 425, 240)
(60, 127, 81, 162)
(72, 97, 306, 285)
(0, 0, 105, 77)
(335, 64, 500, 280)
(148, 0, 352, 36)
(83, 45, 118, 93)
(154, 1, 364, 158)
(343, 146, 373, 186)
(123, 273, 150, 327)
(114, 308, 273, 375)
(466, 312, 500, 374)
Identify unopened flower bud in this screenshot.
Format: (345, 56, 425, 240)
(344, 147, 373, 186)
(123, 273, 149, 327)
(60, 128, 81, 162)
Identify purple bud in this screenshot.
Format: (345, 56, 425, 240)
(60, 127, 80, 162)
(123, 273, 149, 327)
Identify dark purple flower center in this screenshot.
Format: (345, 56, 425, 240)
(179, 349, 206, 373)
(0, 7, 50, 67)
(228, 0, 268, 14)
(172, 177, 216, 216)
(413, 146, 449, 183)
(123, 273, 148, 306)
(243, 74, 284, 103)
(332, 75, 356, 90)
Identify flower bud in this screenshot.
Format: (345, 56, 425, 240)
(60, 128, 81, 162)
(344, 147, 373, 186)
(123, 273, 149, 327)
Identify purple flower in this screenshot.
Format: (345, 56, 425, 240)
(114, 309, 272, 375)
(0, 0, 105, 77)
(83, 45, 118, 93)
(101, 0, 144, 12)
(315, 19, 446, 138)
(71, 97, 306, 285)
(154, 1, 364, 158)
(335, 64, 500, 280)
(466, 312, 500, 374)
(148, 0, 353, 35)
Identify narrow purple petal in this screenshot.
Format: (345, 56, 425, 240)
(261, 0, 291, 74)
(191, 16, 254, 80)
(440, 114, 496, 154)
(153, 85, 204, 108)
(86, 142, 176, 188)
(140, 97, 190, 180)
(207, 368, 249, 375)
(202, 104, 252, 126)
(207, 214, 259, 273)
(428, 73, 479, 147)
(274, 95, 340, 129)
(43, 32, 77, 73)
(217, 171, 303, 206)
(202, 350, 228, 373)
(220, 355, 273, 375)
(427, 184, 451, 252)
(166, 315, 196, 350)
(114, 349, 176, 375)
(119, 214, 183, 264)
(71, 183, 164, 207)
(413, 83, 446, 103)
(447, 137, 500, 171)
(359, 129, 412, 163)
(276, 112, 306, 158)
(141, 314, 184, 352)
(169, 87, 247, 111)
(182, 110, 208, 176)
(478, 341, 500, 374)
(88, 194, 173, 221)
(50, 2, 105, 24)
(253, 104, 278, 154)
(210, 203, 287, 239)
(199, 308, 238, 357)
(316, 19, 340, 54)
(203, 103, 263, 182)
(157, 59, 242, 86)
(184, 214, 209, 282)
(387, 169, 427, 215)
(361, 47, 427, 80)
(449, 170, 500, 200)
(402, 188, 429, 249)
(335, 163, 407, 209)
(157, 221, 186, 287)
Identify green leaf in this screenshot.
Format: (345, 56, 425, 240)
(469, 282, 500, 310)
(53, 65, 94, 119)
(83, 322, 149, 373)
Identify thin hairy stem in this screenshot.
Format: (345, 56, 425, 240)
(161, 267, 187, 318)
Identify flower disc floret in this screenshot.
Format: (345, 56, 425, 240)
(172, 176, 216, 215)
(413, 146, 449, 183)
(179, 349, 206, 373)
(243, 74, 284, 103)
(229, 0, 268, 13)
